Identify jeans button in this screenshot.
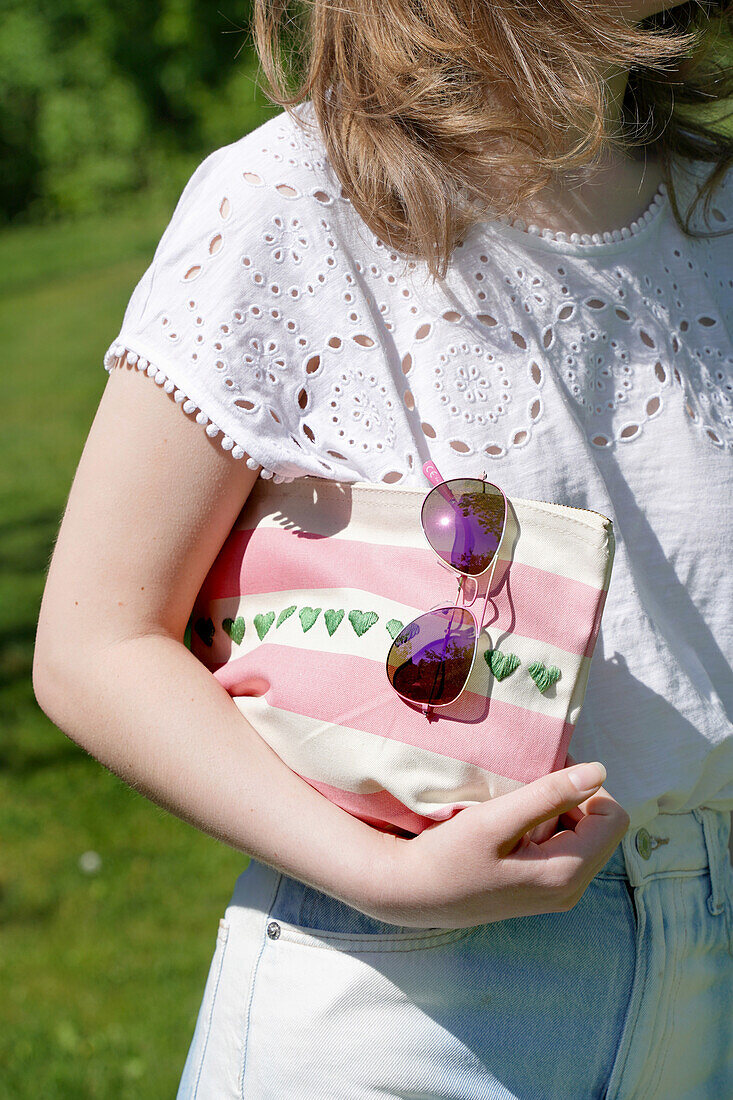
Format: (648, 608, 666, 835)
(635, 828, 652, 860)
(267, 921, 281, 939)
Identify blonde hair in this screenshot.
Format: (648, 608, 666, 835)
(251, 0, 733, 280)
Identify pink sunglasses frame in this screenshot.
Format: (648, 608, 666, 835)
(385, 460, 509, 720)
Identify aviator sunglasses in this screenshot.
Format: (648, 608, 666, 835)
(385, 461, 508, 718)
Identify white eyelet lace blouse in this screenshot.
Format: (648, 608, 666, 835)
(103, 100, 733, 829)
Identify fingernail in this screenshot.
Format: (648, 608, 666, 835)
(567, 761, 606, 793)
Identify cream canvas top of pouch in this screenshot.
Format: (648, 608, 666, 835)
(189, 476, 615, 838)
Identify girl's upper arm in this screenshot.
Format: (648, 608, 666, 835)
(34, 136, 322, 684)
(34, 359, 263, 675)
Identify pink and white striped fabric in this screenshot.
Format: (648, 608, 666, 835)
(189, 476, 615, 837)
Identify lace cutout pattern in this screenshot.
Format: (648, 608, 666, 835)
(103, 105, 733, 488)
(432, 164, 733, 458)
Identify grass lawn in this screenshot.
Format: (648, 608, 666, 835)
(1, 191, 250, 1098)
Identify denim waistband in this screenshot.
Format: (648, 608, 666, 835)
(597, 807, 731, 912)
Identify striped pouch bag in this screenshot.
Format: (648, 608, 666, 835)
(188, 475, 615, 837)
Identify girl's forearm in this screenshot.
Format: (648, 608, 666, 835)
(33, 634, 397, 914)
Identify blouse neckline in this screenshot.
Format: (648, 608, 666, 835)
(474, 180, 671, 257)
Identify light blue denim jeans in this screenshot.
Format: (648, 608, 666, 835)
(177, 808, 733, 1099)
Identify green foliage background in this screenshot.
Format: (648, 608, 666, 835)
(0, 3, 283, 1095)
(0, 0, 282, 227)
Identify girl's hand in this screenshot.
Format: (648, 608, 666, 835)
(525, 751, 580, 845)
(375, 760, 630, 929)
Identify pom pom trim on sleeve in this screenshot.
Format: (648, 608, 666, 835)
(103, 342, 297, 485)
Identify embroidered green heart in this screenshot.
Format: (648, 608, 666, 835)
(254, 612, 276, 640)
(527, 661, 561, 693)
(395, 621, 420, 646)
(299, 606, 322, 632)
(386, 619, 404, 641)
(222, 616, 245, 645)
(194, 617, 215, 647)
(276, 605, 297, 628)
(324, 609, 345, 636)
(484, 649, 521, 681)
(349, 609, 379, 637)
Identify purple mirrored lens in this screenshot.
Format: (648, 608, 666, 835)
(422, 479, 505, 576)
(386, 606, 476, 706)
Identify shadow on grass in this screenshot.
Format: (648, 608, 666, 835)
(0, 503, 87, 774)
(0, 732, 86, 777)
(0, 505, 62, 578)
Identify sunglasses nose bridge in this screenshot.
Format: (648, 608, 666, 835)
(434, 555, 480, 604)
(426, 572, 478, 615)
(458, 573, 479, 608)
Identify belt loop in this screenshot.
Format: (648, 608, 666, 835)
(621, 829, 644, 888)
(693, 808, 726, 917)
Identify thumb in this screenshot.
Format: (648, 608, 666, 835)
(492, 761, 607, 855)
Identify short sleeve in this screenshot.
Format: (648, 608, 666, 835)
(102, 137, 319, 483)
